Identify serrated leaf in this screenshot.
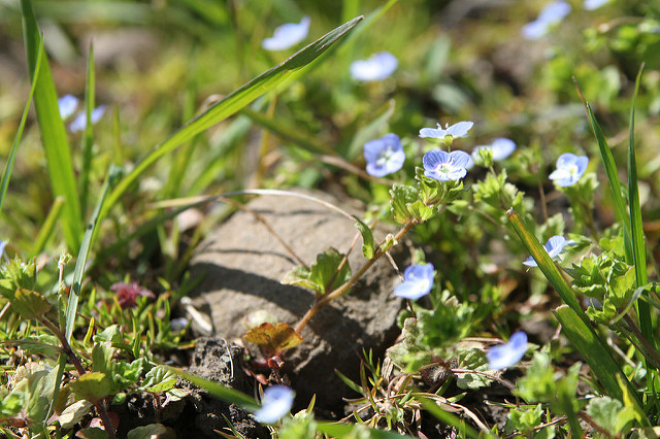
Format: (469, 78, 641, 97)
(13, 288, 52, 320)
(586, 396, 622, 433)
(69, 372, 113, 404)
(284, 248, 351, 295)
(142, 366, 177, 394)
(244, 322, 303, 354)
(390, 184, 419, 224)
(353, 216, 375, 259)
(406, 200, 434, 222)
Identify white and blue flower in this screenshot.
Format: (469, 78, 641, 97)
(394, 264, 435, 300)
(363, 133, 405, 177)
(58, 95, 79, 119)
(350, 52, 398, 82)
(522, 1, 571, 40)
(523, 235, 576, 267)
(262, 16, 311, 51)
(487, 331, 528, 370)
(69, 106, 107, 133)
(467, 138, 517, 169)
(584, 0, 610, 10)
(419, 121, 473, 140)
(254, 385, 294, 424)
(549, 153, 589, 187)
(423, 150, 471, 181)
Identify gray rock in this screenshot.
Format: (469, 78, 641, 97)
(187, 190, 408, 413)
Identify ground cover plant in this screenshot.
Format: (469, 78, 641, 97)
(1, 0, 660, 437)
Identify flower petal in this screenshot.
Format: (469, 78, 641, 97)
(262, 16, 311, 51)
(254, 385, 294, 424)
(487, 331, 528, 370)
(350, 52, 398, 82)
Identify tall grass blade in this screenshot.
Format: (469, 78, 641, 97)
(21, 0, 84, 250)
(586, 103, 632, 259)
(555, 306, 646, 412)
(317, 422, 413, 438)
(627, 65, 652, 349)
(507, 209, 587, 323)
(65, 166, 121, 341)
(166, 367, 259, 411)
(101, 16, 363, 220)
(79, 43, 96, 218)
(0, 36, 43, 214)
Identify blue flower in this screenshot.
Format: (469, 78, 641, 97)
(0, 241, 6, 258)
(423, 150, 471, 181)
(523, 235, 576, 267)
(254, 385, 294, 424)
(522, 1, 572, 40)
(584, 0, 610, 10)
(467, 138, 517, 169)
(58, 95, 79, 119)
(350, 52, 398, 82)
(69, 106, 106, 133)
(419, 121, 473, 140)
(487, 331, 528, 370)
(394, 264, 435, 300)
(363, 133, 405, 177)
(549, 153, 588, 187)
(262, 16, 311, 51)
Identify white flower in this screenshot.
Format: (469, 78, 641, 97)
(419, 121, 474, 140)
(549, 153, 589, 187)
(254, 385, 294, 424)
(350, 52, 398, 82)
(523, 235, 576, 267)
(487, 331, 528, 370)
(262, 16, 311, 51)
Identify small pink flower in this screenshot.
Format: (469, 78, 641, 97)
(111, 282, 155, 309)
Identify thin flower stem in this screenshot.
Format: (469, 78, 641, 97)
(537, 174, 549, 223)
(295, 221, 416, 334)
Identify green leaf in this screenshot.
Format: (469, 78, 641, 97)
(390, 184, 419, 224)
(127, 424, 174, 439)
(100, 16, 363, 220)
(21, 0, 83, 251)
(79, 43, 97, 218)
(166, 366, 259, 412)
(141, 366, 177, 394)
(29, 196, 66, 258)
(316, 422, 414, 438)
(353, 216, 375, 259)
(69, 372, 114, 404)
(12, 288, 52, 320)
(91, 342, 115, 376)
(284, 248, 351, 295)
(586, 396, 623, 433)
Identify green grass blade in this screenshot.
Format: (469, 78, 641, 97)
(166, 366, 258, 412)
(241, 107, 335, 156)
(507, 209, 587, 323)
(101, 16, 363, 220)
(627, 66, 652, 348)
(555, 306, 646, 412)
(21, 0, 83, 251)
(65, 166, 121, 341)
(29, 197, 66, 258)
(586, 103, 631, 259)
(79, 42, 96, 218)
(0, 36, 43, 214)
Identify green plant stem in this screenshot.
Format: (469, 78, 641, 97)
(618, 315, 660, 371)
(537, 174, 549, 224)
(295, 221, 416, 333)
